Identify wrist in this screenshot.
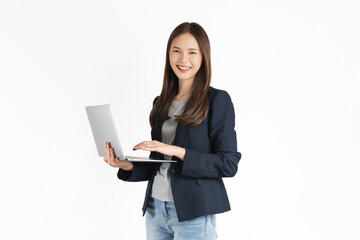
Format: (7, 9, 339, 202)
(128, 164, 134, 171)
(122, 163, 133, 171)
(174, 146, 186, 161)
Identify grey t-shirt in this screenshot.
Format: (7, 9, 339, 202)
(150, 99, 188, 202)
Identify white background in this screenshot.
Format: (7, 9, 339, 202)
(1, 0, 359, 239)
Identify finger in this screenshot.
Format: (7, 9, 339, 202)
(106, 149, 112, 164)
(105, 147, 110, 159)
(140, 146, 157, 152)
(106, 142, 109, 153)
(134, 141, 146, 147)
(138, 141, 154, 146)
(133, 145, 145, 150)
(137, 143, 154, 148)
(108, 149, 114, 164)
(133, 141, 159, 150)
(110, 148, 115, 160)
(141, 144, 158, 149)
(104, 143, 109, 159)
(108, 146, 112, 158)
(146, 141, 159, 146)
(133, 142, 145, 150)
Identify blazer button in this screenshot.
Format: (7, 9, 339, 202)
(171, 170, 176, 174)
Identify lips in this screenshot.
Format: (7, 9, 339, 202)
(177, 65, 192, 73)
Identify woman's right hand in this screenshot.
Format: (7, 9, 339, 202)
(104, 142, 133, 171)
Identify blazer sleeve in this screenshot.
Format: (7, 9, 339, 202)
(181, 90, 241, 179)
(117, 97, 159, 181)
(117, 161, 157, 182)
(117, 149, 158, 182)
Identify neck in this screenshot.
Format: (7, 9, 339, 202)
(175, 78, 193, 101)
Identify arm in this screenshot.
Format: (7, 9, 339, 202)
(181, 90, 241, 179)
(103, 142, 157, 182)
(117, 151, 158, 182)
(117, 96, 160, 181)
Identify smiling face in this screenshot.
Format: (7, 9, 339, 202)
(169, 33, 203, 83)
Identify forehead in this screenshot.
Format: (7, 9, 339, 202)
(171, 33, 200, 49)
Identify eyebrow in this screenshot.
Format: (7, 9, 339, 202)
(172, 46, 199, 51)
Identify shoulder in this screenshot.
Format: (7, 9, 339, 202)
(208, 86, 233, 106)
(207, 87, 236, 128)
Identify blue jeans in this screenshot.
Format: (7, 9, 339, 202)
(145, 197, 217, 240)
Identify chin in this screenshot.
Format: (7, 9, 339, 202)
(177, 77, 194, 82)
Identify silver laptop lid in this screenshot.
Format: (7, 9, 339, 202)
(85, 104, 125, 160)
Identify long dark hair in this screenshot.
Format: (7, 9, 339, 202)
(149, 22, 211, 128)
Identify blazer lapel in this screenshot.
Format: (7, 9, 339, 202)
(152, 103, 192, 153)
(152, 119, 163, 142)
(153, 118, 191, 147)
(174, 102, 192, 148)
(151, 120, 164, 160)
(174, 124, 191, 148)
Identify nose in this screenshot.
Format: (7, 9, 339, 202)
(179, 52, 188, 63)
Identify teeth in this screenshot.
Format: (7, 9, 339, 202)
(178, 65, 191, 70)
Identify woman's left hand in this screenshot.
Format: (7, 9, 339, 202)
(133, 140, 185, 161)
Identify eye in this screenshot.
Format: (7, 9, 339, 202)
(173, 50, 180, 53)
(190, 51, 197, 55)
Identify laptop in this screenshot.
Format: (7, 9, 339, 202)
(85, 104, 176, 163)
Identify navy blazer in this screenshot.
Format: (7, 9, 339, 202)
(117, 86, 241, 222)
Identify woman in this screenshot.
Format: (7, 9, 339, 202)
(104, 22, 241, 240)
